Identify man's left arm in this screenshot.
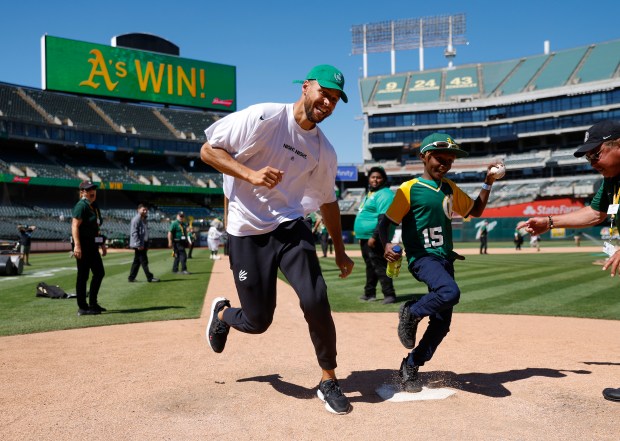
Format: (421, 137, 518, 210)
(319, 201, 354, 279)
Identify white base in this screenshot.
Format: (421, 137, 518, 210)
(376, 384, 456, 402)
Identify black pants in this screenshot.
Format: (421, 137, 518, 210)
(188, 242, 195, 258)
(480, 236, 488, 254)
(128, 248, 154, 281)
(223, 218, 338, 370)
(75, 245, 105, 310)
(319, 232, 329, 257)
(360, 239, 395, 299)
(172, 242, 187, 272)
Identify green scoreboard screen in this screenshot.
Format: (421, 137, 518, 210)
(41, 35, 236, 111)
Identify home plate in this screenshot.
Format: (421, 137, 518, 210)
(376, 384, 456, 402)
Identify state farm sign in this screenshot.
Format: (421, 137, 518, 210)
(481, 198, 585, 218)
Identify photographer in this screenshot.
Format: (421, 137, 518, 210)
(17, 224, 36, 266)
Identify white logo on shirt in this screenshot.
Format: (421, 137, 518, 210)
(238, 270, 247, 281)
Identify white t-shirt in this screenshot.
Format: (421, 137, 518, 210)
(205, 103, 338, 236)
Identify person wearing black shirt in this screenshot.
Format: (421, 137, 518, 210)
(71, 181, 106, 316)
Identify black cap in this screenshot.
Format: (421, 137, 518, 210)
(574, 120, 620, 157)
(79, 180, 97, 190)
(177, 211, 185, 217)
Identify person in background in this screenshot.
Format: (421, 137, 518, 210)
(168, 211, 191, 275)
(529, 233, 541, 251)
(200, 64, 354, 414)
(523, 119, 620, 403)
(514, 224, 524, 250)
(353, 166, 397, 304)
(315, 214, 330, 258)
(479, 220, 489, 254)
(187, 226, 196, 259)
(71, 180, 107, 316)
(17, 224, 36, 265)
(207, 219, 224, 260)
(378, 132, 498, 392)
(128, 203, 159, 283)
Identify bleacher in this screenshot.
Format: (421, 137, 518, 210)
(482, 60, 520, 96)
(575, 40, 620, 83)
(532, 46, 588, 90)
(0, 84, 48, 123)
(159, 107, 220, 140)
(22, 89, 115, 133)
(93, 100, 176, 139)
(0, 204, 175, 242)
(337, 188, 366, 215)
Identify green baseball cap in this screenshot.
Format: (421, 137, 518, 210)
(294, 64, 348, 103)
(420, 133, 468, 158)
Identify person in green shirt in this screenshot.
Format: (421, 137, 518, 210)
(378, 132, 498, 392)
(71, 180, 107, 316)
(168, 211, 190, 275)
(354, 166, 396, 304)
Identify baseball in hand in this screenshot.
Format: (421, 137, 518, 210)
(489, 163, 506, 180)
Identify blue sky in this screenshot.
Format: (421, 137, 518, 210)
(1, 1, 618, 164)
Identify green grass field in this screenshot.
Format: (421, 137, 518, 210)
(319, 250, 620, 320)
(0, 248, 213, 336)
(0, 245, 618, 337)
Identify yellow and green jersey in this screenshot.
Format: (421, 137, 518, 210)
(385, 177, 474, 264)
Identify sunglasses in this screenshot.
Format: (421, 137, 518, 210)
(584, 148, 603, 163)
(421, 141, 459, 153)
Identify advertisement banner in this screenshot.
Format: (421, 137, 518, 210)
(481, 198, 585, 218)
(42, 35, 236, 111)
(337, 166, 358, 182)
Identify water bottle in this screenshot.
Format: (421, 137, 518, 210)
(386, 245, 403, 278)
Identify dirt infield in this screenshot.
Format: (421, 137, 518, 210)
(1, 249, 619, 440)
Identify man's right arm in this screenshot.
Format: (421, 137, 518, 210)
(200, 142, 284, 189)
(525, 206, 607, 234)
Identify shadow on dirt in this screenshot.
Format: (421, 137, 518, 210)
(238, 367, 592, 401)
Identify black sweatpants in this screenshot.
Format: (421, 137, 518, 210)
(222, 218, 338, 370)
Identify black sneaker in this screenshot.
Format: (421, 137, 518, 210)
(382, 296, 396, 304)
(148, 277, 160, 283)
(398, 300, 421, 349)
(206, 297, 231, 353)
(399, 357, 423, 393)
(317, 379, 352, 414)
(359, 294, 376, 301)
(77, 308, 94, 316)
(90, 304, 106, 313)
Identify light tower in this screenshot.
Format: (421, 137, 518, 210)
(351, 14, 467, 76)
